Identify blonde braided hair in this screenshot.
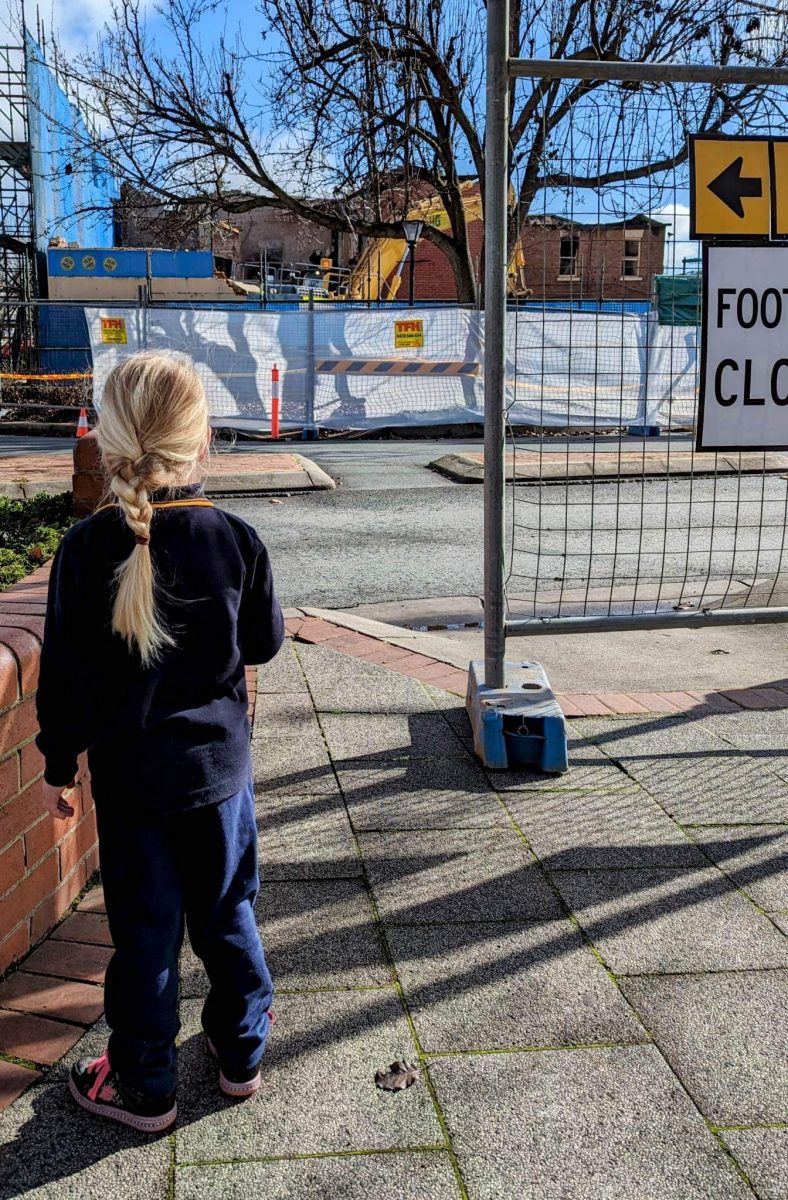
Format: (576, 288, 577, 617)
(97, 351, 209, 665)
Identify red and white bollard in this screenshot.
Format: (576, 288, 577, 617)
(271, 363, 280, 439)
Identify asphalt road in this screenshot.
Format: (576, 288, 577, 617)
(220, 440, 486, 609)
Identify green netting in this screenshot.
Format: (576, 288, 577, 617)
(655, 273, 701, 327)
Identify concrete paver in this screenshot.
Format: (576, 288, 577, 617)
(485, 736, 632, 794)
(337, 756, 510, 830)
(0, 1081, 171, 1199)
(295, 643, 437, 713)
(181, 879, 391, 995)
(551, 867, 788, 973)
(253, 692, 321, 737)
(256, 793, 362, 879)
(428, 1044, 751, 1199)
(257, 641, 309, 693)
(386, 922, 644, 1052)
(256, 880, 392, 989)
(359, 830, 564, 923)
(319, 711, 466, 760)
(619, 971, 788, 1125)
(720, 1129, 788, 1200)
(585, 715, 788, 822)
(505, 787, 708, 869)
(175, 993, 442, 1162)
(251, 735, 339, 797)
(690, 825, 788, 911)
(174, 1153, 462, 1199)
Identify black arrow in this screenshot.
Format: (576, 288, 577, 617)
(707, 156, 763, 218)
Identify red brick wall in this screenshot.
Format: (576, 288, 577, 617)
(411, 220, 485, 303)
(520, 224, 665, 302)
(0, 566, 98, 975)
(411, 217, 665, 303)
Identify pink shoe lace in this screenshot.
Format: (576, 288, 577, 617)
(85, 1053, 113, 1102)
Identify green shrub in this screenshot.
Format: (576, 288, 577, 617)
(0, 493, 76, 591)
(0, 549, 28, 591)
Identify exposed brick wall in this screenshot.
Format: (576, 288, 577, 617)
(410, 201, 666, 303)
(411, 220, 485, 303)
(0, 566, 98, 975)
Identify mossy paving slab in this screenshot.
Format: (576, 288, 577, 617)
(175, 993, 441, 1162)
(319, 712, 468, 762)
(295, 644, 436, 714)
(505, 787, 707, 869)
(427, 1044, 752, 1199)
(0, 1080, 170, 1200)
(174, 1152, 461, 1199)
(180, 879, 391, 996)
(583, 715, 788, 823)
(386, 922, 644, 1052)
(255, 879, 393, 989)
(337, 757, 509, 831)
(689, 826, 788, 912)
(359, 830, 563, 924)
(251, 735, 340, 798)
(255, 793, 362, 880)
(620, 971, 788, 1126)
(257, 643, 309, 694)
(551, 867, 788, 974)
(720, 1129, 788, 1200)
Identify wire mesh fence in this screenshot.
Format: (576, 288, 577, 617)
(502, 72, 788, 632)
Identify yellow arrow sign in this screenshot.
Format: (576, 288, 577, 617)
(690, 136, 771, 239)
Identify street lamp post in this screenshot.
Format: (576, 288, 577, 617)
(401, 219, 424, 307)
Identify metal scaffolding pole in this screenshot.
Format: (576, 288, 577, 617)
(483, 0, 509, 689)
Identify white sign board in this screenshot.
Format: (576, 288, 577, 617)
(698, 244, 788, 450)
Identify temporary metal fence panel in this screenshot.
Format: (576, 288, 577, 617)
(82, 301, 699, 430)
(480, 16, 788, 685)
(86, 304, 489, 428)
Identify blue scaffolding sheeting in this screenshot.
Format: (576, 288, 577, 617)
(25, 32, 117, 250)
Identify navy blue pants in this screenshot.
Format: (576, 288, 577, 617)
(96, 781, 272, 1098)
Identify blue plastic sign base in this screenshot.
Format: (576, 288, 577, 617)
(465, 660, 569, 773)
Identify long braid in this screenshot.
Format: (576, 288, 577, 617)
(96, 353, 209, 665)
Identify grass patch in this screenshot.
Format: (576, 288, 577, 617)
(0, 492, 76, 590)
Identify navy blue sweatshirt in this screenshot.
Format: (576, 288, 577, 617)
(35, 485, 284, 814)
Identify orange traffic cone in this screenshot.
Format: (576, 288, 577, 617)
(76, 408, 90, 438)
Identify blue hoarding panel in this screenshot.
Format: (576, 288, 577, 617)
(48, 248, 147, 278)
(48, 248, 215, 279)
(150, 250, 213, 278)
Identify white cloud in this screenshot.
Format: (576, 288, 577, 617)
(0, 0, 126, 59)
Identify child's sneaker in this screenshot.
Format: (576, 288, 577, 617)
(205, 1010, 274, 1098)
(69, 1052, 177, 1133)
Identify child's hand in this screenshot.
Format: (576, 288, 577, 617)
(42, 781, 76, 820)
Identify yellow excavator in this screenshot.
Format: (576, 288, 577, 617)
(348, 182, 528, 300)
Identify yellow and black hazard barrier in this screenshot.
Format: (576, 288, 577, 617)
(315, 358, 480, 376)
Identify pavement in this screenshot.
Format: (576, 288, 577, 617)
(0, 441, 334, 499)
(429, 448, 788, 483)
(1, 633, 787, 1198)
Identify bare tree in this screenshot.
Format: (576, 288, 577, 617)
(54, 0, 788, 302)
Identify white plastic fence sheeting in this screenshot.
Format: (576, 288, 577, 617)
(85, 306, 699, 428)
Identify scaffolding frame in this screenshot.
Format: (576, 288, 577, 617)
(0, 40, 35, 372)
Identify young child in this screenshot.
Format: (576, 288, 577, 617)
(35, 351, 284, 1133)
